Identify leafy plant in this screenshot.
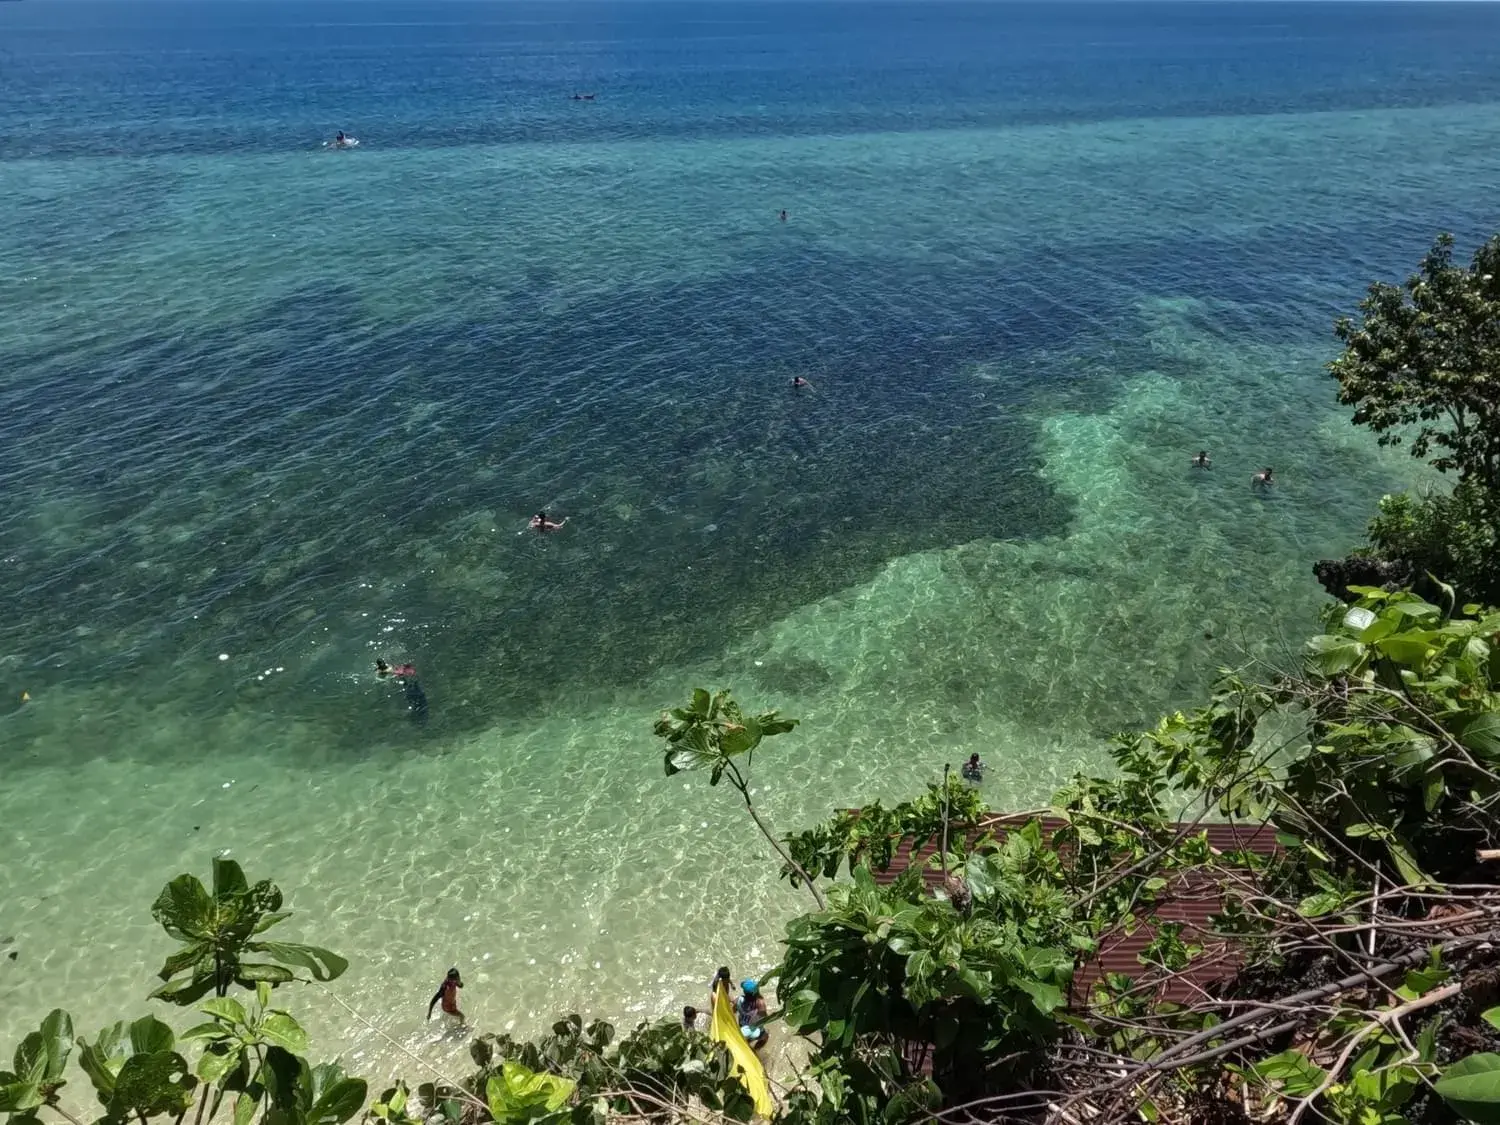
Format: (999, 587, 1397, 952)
(654, 689, 823, 907)
(0, 1011, 74, 1123)
(151, 858, 348, 1003)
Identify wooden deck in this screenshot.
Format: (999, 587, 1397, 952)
(865, 814, 1281, 1008)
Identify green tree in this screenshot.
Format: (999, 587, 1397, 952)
(1331, 232, 1500, 499)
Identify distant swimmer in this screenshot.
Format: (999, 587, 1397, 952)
(960, 753, 985, 783)
(1190, 450, 1211, 469)
(375, 659, 417, 679)
(1253, 466, 1275, 488)
(427, 968, 464, 1025)
(779, 210, 788, 222)
(336, 130, 346, 144)
(530, 510, 568, 533)
(792, 376, 812, 390)
(682, 1005, 699, 1031)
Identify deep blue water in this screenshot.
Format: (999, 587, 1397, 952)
(6, 2, 1500, 158)
(2, 1, 1500, 758)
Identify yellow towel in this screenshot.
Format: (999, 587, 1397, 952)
(709, 980, 774, 1118)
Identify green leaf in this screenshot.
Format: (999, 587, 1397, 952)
(109, 1051, 196, 1118)
(152, 875, 215, 942)
(129, 1015, 176, 1057)
(486, 1065, 576, 1123)
(233, 1091, 258, 1125)
(13, 1033, 46, 1088)
(196, 1046, 243, 1084)
(236, 962, 297, 986)
(1425, 770, 1446, 812)
(77, 1023, 128, 1101)
(1435, 1053, 1500, 1124)
(199, 998, 249, 1027)
(258, 1013, 310, 1056)
(309, 1077, 368, 1125)
(1461, 713, 1500, 761)
(248, 941, 349, 983)
(783, 990, 826, 1031)
(1015, 978, 1063, 1015)
(37, 1010, 73, 1081)
(1307, 634, 1367, 675)
(150, 973, 219, 1006)
(1484, 1008, 1500, 1034)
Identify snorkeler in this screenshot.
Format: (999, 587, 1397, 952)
(960, 753, 985, 782)
(1191, 450, 1211, 469)
(427, 968, 464, 1024)
(530, 511, 568, 533)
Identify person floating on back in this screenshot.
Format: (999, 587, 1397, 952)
(427, 968, 464, 1024)
(1253, 466, 1274, 488)
(1190, 450, 1211, 469)
(961, 753, 985, 783)
(792, 376, 812, 390)
(530, 510, 567, 533)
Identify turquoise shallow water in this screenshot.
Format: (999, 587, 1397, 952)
(2, 0, 1499, 1088)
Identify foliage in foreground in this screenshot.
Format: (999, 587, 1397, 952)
(1330, 232, 1500, 605)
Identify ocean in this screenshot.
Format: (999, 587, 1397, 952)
(2, 0, 1498, 1086)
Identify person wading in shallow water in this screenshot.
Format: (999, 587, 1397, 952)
(427, 968, 464, 1025)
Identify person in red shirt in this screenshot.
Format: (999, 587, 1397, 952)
(427, 968, 464, 1025)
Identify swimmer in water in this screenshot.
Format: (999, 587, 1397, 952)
(427, 968, 464, 1025)
(792, 376, 812, 390)
(1253, 466, 1275, 487)
(530, 511, 567, 532)
(682, 1006, 699, 1031)
(375, 659, 417, 678)
(1191, 451, 1211, 469)
(779, 210, 788, 222)
(960, 753, 985, 783)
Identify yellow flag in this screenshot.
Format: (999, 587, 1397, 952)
(709, 980, 773, 1118)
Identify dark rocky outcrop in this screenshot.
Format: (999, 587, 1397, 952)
(1312, 556, 1416, 603)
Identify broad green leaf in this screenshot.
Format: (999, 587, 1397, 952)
(149, 973, 218, 1005)
(129, 1015, 176, 1056)
(1015, 978, 1063, 1015)
(196, 1046, 242, 1084)
(37, 1010, 73, 1081)
(1484, 1008, 1500, 1034)
(1435, 1053, 1500, 1124)
(1461, 713, 1500, 761)
(236, 962, 297, 986)
(308, 1077, 368, 1125)
(212, 858, 250, 900)
(249, 941, 349, 983)
(199, 998, 249, 1027)
(109, 1051, 196, 1118)
(77, 1023, 128, 1100)
(152, 875, 216, 942)
(13, 1033, 46, 1087)
(233, 1091, 257, 1125)
(1375, 632, 1438, 667)
(1307, 634, 1366, 675)
(258, 1013, 310, 1056)
(0, 1077, 44, 1113)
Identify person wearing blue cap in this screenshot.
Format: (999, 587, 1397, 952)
(737, 979, 769, 1053)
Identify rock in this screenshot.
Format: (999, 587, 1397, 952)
(1312, 556, 1415, 603)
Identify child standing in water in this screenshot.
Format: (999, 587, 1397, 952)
(427, 968, 464, 1025)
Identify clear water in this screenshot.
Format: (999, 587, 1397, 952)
(2, 0, 1497, 1088)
